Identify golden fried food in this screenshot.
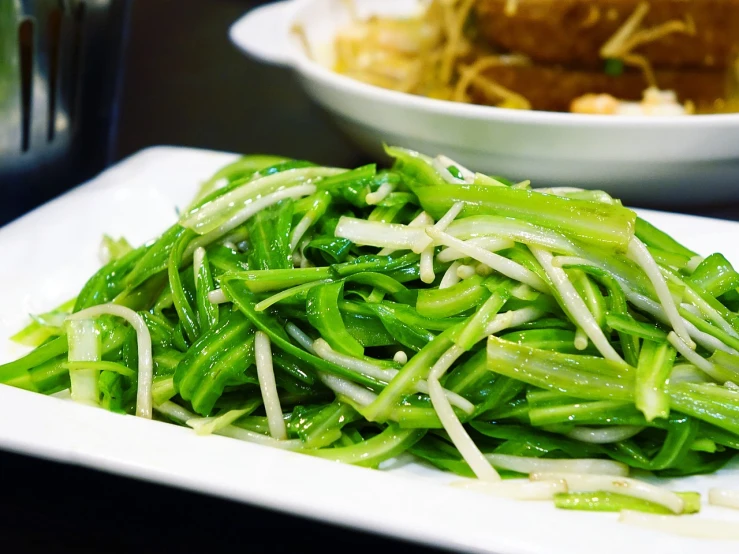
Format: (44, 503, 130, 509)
(475, 0, 739, 70)
(329, 0, 739, 114)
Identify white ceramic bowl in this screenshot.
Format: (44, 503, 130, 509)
(229, 0, 739, 205)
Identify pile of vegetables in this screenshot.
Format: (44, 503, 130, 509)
(2, 145, 739, 536)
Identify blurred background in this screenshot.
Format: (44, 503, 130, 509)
(117, 0, 361, 164)
(0, 0, 365, 226)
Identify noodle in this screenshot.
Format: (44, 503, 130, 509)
(468, 73, 531, 109)
(600, 2, 696, 88)
(439, 0, 476, 85)
(329, 0, 728, 115)
(453, 55, 530, 106)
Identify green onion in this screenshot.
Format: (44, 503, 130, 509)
(603, 58, 624, 76)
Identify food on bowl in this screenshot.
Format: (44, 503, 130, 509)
(330, 0, 739, 114)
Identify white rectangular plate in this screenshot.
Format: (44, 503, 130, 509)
(1, 146, 738, 554)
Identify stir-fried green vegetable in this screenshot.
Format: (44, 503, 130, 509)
(3, 145, 739, 525)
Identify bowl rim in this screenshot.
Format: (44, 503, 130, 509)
(285, 0, 739, 130)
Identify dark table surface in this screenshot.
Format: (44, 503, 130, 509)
(1, 1, 738, 553)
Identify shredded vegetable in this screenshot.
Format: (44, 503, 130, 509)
(3, 146, 739, 537)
